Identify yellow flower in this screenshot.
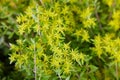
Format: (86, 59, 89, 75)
(81, 30, 90, 42)
(56, 26, 65, 35)
(54, 33, 62, 40)
(16, 39, 22, 45)
(18, 23, 27, 35)
(63, 42, 71, 50)
(56, 18, 63, 25)
(93, 46, 103, 57)
(21, 54, 28, 64)
(10, 43, 19, 51)
(80, 7, 92, 19)
(63, 59, 72, 74)
(15, 55, 24, 68)
(79, 53, 85, 61)
(42, 54, 48, 62)
(33, 24, 40, 33)
(44, 9, 56, 18)
(25, 6, 33, 18)
(107, 0, 113, 7)
(109, 11, 120, 31)
(9, 53, 17, 64)
(92, 35, 103, 57)
(94, 35, 102, 47)
(52, 46, 62, 56)
(74, 29, 82, 40)
(61, 5, 69, 15)
(51, 56, 62, 68)
(47, 35, 54, 46)
(71, 49, 80, 61)
(16, 14, 27, 23)
(109, 20, 119, 31)
(112, 11, 120, 19)
(83, 18, 96, 28)
(16, 16, 21, 23)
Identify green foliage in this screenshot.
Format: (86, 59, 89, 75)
(8, 0, 120, 80)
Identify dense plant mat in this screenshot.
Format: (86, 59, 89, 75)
(2, 0, 120, 80)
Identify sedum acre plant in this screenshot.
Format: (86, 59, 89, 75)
(9, 0, 120, 80)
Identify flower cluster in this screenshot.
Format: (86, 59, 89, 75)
(9, 0, 120, 79)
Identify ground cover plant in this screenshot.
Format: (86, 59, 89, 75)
(2, 0, 120, 80)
